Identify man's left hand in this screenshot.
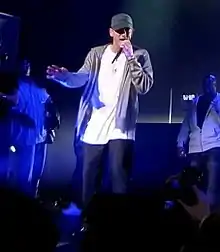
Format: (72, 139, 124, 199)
(120, 40, 134, 60)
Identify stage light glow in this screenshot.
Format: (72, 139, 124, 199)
(9, 146, 16, 152)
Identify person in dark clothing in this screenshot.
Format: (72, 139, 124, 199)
(177, 74, 220, 212)
(10, 60, 49, 197)
(0, 72, 18, 184)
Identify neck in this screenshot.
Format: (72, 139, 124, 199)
(110, 43, 121, 53)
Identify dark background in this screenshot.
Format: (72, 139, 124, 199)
(1, 0, 220, 187)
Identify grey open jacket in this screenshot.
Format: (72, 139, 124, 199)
(177, 93, 220, 153)
(61, 44, 153, 144)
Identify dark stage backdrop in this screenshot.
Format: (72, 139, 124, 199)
(1, 0, 220, 186)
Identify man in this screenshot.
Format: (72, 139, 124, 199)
(177, 74, 220, 212)
(0, 72, 18, 184)
(47, 13, 153, 207)
(10, 60, 49, 197)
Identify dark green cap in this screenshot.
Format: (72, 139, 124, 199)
(111, 13, 133, 30)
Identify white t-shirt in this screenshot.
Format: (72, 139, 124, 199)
(82, 45, 135, 145)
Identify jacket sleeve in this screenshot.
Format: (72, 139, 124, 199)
(128, 49, 153, 94)
(177, 115, 190, 148)
(61, 49, 93, 88)
(45, 96, 61, 130)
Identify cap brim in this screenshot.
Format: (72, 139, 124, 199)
(112, 23, 133, 30)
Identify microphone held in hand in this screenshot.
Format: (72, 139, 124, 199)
(112, 48, 122, 64)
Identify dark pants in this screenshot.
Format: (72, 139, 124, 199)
(10, 142, 47, 196)
(31, 142, 48, 196)
(82, 139, 134, 207)
(189, 147, 220, 212)
(0, 119, 11, 185)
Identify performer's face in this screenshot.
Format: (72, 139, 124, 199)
(202, 77, 217, 98)
(109, 27, 133, 47)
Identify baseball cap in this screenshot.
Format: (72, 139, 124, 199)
(111, 13, 133, 30)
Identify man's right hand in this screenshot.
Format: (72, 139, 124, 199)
(46, 65, 69, 83)
(177, 146, 186, 158)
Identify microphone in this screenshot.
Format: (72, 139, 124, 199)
(112, 48, 122, 64)
(111, 30, 129, 64)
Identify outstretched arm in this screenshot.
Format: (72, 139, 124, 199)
(47, 49, 93, 88)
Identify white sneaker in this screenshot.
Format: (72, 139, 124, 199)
(62, 202, 81, 216)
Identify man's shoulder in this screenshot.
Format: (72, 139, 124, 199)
(18, 79, 29, 89)
(88, 44, 150, 61)
(91, 44, 107, 51)
(90, 44, 149, 54)
(191, 95, 200, 105)
(90, 44, 108, 56)
(133, 44, 149, 55)
(84, 45, 108, 60)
